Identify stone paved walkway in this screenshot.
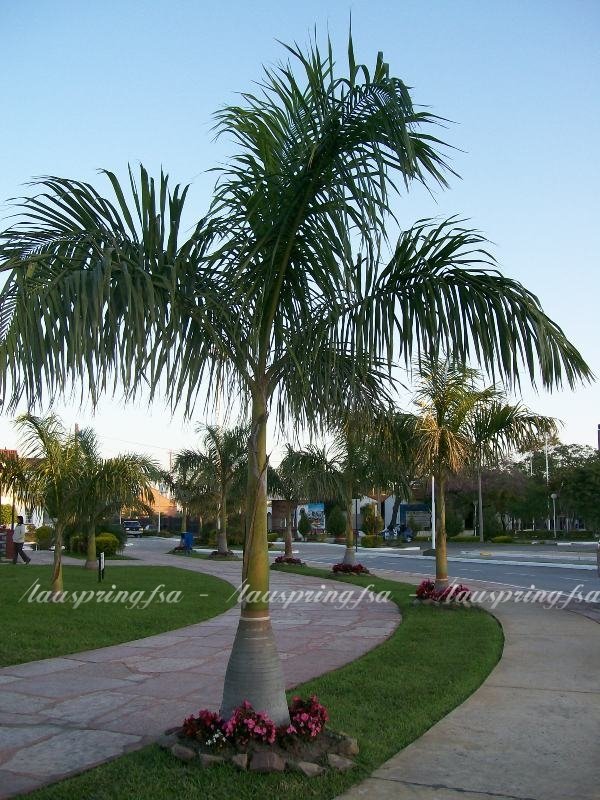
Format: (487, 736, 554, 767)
(0, 552, 398, 798)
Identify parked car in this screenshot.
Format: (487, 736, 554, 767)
(122, 519, 143, 537)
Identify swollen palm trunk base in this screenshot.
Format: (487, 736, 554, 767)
(220, 615, 290, 726)
(342, 546, 356, 565)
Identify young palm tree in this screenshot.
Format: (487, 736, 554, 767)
(15, 414, 86, 595)
(414, 362, 494, 587)
(467, 400, 557, 542)
(176, 424, 248, 556)
(0, 35, 590, 721)
(75, 430, 158, 568)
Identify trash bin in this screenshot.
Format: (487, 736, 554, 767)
(183, 532, 194, 555)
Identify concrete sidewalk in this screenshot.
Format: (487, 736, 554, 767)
(335, 569, 600, 800)
(0, 555, 398, 798)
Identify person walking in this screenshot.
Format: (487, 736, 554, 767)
(12, 515, 31, 564)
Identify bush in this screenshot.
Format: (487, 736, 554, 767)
(361, 504, 383, 535)
(69, 534, 87, 554)
(267, 533, 279, 543)
(360, 535, 381, 548)
(450, 533, 477, 542)
(33, 525, 54, 550)
(491, 535, 514, 544)
(94, 533, 120, 556)
(326, 506, 346, 538)
(99, 526, 127, 549)
(297, 510, 311, 538)
(332, 562, 370, 574)
(445, 512, 464, 537)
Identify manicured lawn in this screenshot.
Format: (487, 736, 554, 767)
(23, 567, 503, 800)
(0, 565, 236, 667)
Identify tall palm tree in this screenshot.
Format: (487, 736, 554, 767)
(75, 430, 158, 568)
(0, 34, 590, 721)
(467, 400, 557, 542)
(176, 424, 248, 556)
(15, 414, 86, 595)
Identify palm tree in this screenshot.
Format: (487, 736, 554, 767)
(75, 430, 158, 568)
(14, 414, 86, 595)
(0, 34, 590, 722)
(176, 424, 248, 556)
(414, 362, 494, 587)
(467, 400, 557, 542)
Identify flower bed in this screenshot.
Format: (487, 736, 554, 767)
(163, 696, 358, 775)
(271, 555, 305, 567)
(415, 579, 472, 605)
(332, 562, 370, 575)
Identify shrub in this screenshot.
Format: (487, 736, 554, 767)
(94, 533, 120, 556)
(297, 509, 311, 538)
(267, 532, 279, 543)
(33, 525, 54, 549)
(69, 534, 87, 554)
(332, 562, 370, 574)
(360, 535, 381, 548)
(450, 533, 477, 542)
(491, 535, 514, 544)
(326, 506, 346, 538)
(445, 512, 464, 537)
(99, 525, 127, 549)
(361, 504, 383, 535)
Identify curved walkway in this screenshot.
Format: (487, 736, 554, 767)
(335, 567, 600, 800)
(0, 552, 399, 798)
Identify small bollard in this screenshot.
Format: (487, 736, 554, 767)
(98, 551, 105, 582)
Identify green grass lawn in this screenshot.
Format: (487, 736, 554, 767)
(23, 566, 503, 800)
(0, 565, 236, 667)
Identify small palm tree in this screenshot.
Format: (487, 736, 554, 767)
(0, 33, 590, 721)
(75, 430, 158, 568)
(15, 414, 86, 595)
(467, 400, 557, 542)
(414, 362, 493, 586)
(176, 424, 248, 555)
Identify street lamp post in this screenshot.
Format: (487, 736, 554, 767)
(550, 493, 558, 539)
(354, 497, 358, 553)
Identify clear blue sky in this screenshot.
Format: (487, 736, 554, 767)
(1, 0, 598, 463)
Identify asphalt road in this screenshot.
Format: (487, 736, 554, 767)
(125, 535, 600, 604)
(289, 542, 600, 600)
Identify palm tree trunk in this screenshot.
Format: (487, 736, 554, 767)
(434, 473, 448, 588)
(216, 492, 229, 554)
(342, 487, 355, 565)
(478, 467, 484, 543)
(284, 505, 294, 558)
(51, 522, 64, 597)
(221, 386, 289, 726)
(181, 507, 187, 533)
(84, 521, 97, 569)
(390, 492, 402, 527)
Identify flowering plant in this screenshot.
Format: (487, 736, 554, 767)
(221, 700, 277, 746)
(273, 555, 304, 565)
(416, 579, 471, 603)
(181, 696, 329, 748)
(182, 708, 223, 743)
(286, 694, 329, 738)
(332, 562, 370, 574)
